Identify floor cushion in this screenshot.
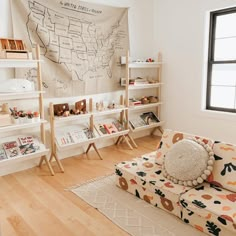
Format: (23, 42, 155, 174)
(180, 182, 236, 234)
(115, 152, 192, 217)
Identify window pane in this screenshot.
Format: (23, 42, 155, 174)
(214, 37, 236, 60)
(215, 13, 236, 38)
(212, 64, 236, 86)
(210, 86, 235, 109)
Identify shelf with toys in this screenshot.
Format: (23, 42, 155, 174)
(123, 51, 164, 140)
(49, 95, 136, 164)
(0, 44, 54, 176)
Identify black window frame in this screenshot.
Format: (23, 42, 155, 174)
(206, 7, 236, 113)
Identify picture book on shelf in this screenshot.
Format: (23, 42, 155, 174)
(129, 116, 146, 129)
(103, 123, 118, 134)
(2, 141, 20, 158)
(94, 123, 108, 136)
(0, 146, 7, 160)
(112, 120, 125, 132)
(56, 132, 75, 146)
(18, 136, 40, 155)
(70, 130, 88, 143)
(83, 128, 95, 139)
(140, 112, 160, 125)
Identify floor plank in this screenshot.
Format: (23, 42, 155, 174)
(0, 135, 160, 236)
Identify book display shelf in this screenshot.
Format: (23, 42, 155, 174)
(124, 51, 164, 143)
(0, 45, 54, 175)
(49, 95, 137, 166)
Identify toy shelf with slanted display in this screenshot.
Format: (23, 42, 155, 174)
(0, 45, 55, 176)
(49, 95, 136, 165)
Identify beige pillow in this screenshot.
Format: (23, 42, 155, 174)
(162, 139, 214, 186)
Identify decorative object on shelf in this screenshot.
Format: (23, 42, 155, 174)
(0, 79, 35, 93)
(9, 107, 40, 124)
(53, 103, 70, 116)
(0, 103, 12, 127)
(96, 101, 104, 111)
(75, 99, 86, 114)
(146, 58, 155, 62)
(0, 38, 29, 59)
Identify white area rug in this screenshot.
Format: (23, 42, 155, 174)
(70, 175, 205, 236)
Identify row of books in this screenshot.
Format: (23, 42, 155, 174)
(129, 111, 160, 129)
(0, 135, 40, 160)
(56, 120, 126, 147)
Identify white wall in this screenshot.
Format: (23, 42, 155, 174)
(154, 0, 236, 143)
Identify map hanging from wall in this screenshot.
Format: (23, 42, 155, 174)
(11, 0, 129, 97)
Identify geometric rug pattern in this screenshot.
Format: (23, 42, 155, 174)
(70, 174, 205, 236)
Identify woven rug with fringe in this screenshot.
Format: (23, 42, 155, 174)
(70, 174, 205, 236)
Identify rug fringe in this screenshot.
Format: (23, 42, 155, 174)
(65, 173, 115, 191)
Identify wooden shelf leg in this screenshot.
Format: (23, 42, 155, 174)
(123, 135, 133, 150)
(115, 136, 122, 145)
(92, 143, 103, 160)
(85, 143, 103, 160)
(85, 143, 92, 154)
(127, 134, 138, 148)
(49, 152, 65, 173)
(39, 155, 55, 176)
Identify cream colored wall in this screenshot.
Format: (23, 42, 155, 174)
(154, 0, 236, 144)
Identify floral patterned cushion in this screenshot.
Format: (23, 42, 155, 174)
(180, 182, 236, 233)
(207, 141, 236, 192)
(156, 129, 214, 165)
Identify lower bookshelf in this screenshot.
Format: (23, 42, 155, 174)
(0, 148, 49, 167)
(56, 129, 129, 151)
(129, 121, 165, 132)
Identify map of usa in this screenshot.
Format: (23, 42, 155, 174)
(26, 1, 126, 81)
(11, 0, 129, 97)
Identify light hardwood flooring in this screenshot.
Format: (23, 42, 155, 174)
(0, 135, 160, 236)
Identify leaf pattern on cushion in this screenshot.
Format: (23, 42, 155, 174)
(115, 169, 123, 176)
(136, 171, 146, 177)
(214, 154, 223, 161)
(155, 189, 165, 198)
(206, 221, 221, 236)
(192, 200, 206, 208)
(221, 163, 236, 176)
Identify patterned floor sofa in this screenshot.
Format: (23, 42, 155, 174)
(115, 129, 236, 236)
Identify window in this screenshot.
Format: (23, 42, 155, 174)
(206, 7, 236, 113)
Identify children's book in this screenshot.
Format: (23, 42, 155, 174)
(70, 130, 88, 143)
(2, 141, 20, 158)
(129, 117, 146, 129)
(140, 112, 160, 125)
(112, 120, 125, 132)
(83, 128, 95, 139)
(103, 123, 118, 134)
(0, 146, 8, 160)
(18, 136, 40, 155)
(94, 123, 108, 136)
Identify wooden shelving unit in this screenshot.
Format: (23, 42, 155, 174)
(49, 96, 135, 170)
(124, 51, 164, 141)
(0, 45, 54, 175)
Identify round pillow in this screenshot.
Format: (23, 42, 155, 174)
(162, 138, 214, 186)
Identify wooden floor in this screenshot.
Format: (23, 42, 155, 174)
(0, 135, 159, 236)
